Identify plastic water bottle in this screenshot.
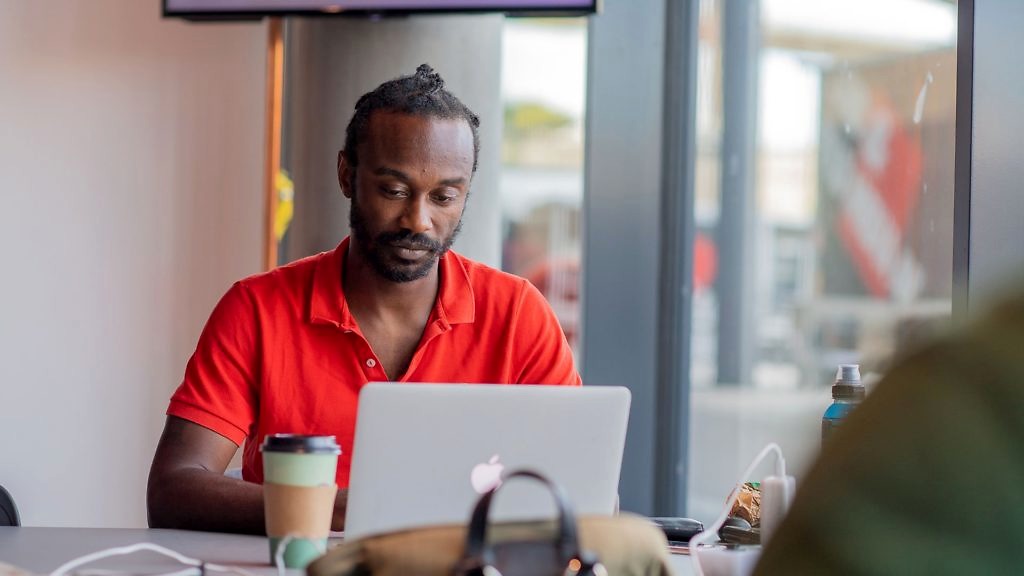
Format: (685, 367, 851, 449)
(821, 364, 865, 443)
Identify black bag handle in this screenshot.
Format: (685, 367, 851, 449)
(455, 469, 603, 576)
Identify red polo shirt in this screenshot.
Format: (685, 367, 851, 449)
(167, 237, 581, 487)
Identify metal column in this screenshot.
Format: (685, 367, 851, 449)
(584, 0, 699, 516)
(716, 0, 760, 386)
(654, 0, 700, 516)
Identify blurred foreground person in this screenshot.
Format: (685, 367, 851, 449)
(756, 288, 1024, 575)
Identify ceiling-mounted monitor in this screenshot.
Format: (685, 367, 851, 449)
(163, 0, 599, 19)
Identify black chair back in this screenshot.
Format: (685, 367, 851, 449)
(0, 485, 20, 526)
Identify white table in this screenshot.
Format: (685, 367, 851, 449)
(0, 527, 694, 575)
(0, 527, 292, 575)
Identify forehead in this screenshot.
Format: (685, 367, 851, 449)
(359, 112, 474, 176)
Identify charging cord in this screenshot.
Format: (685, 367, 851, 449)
(273, 535, 295, 576)
(689, 443, 786, 576)
(48, 540, 284, 576)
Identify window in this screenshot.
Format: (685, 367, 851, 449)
(687, 0, 958, 521)
(499, 18, 588, 358)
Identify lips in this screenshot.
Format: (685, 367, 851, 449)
(391, 241, 432, 251)
(389, 242, 433, 261)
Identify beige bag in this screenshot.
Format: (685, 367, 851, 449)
(307, 471, 673, 576)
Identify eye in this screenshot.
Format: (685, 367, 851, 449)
(380, 186, 408, 199)
(432, 190, 460, 205)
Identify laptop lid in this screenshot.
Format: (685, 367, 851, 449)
(344, 383, 631, 539)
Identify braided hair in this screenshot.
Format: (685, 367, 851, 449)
(342, 64, 481, 174)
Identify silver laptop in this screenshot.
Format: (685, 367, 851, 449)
(344, 383, 631, 539)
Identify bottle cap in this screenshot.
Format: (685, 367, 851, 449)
(836, 364, 861, 384)
(832, 364, 865, 400)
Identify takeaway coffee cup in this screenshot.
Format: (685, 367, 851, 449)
(261, 434, 342, 568)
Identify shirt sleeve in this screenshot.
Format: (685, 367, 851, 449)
(166, 282, 260, 446)
(510, 279, 582, 386)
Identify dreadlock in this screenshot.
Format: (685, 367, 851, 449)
(342, 64, 481, 173)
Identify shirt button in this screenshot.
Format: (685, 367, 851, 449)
(365, 358, 377, 368)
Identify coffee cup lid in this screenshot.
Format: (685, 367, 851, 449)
(260, 434, 341, 455)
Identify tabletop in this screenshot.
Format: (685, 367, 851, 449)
(0, 526, 695, 575)
(0, 527, 294, 576)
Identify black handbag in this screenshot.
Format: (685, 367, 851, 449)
(452, 470, 607, 576)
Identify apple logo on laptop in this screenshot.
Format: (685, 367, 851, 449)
(470, 454, 505, 494)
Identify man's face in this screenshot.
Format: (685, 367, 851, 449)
(340, 112, 474, 283)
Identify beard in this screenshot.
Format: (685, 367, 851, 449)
(349, 193, 463, 283)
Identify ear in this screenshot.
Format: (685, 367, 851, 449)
(338, 150, 354, 199)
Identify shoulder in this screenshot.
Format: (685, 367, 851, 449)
(447, 251, 561, 334)
(233, 250, 327, 299)
(206, 250, 330, 324)
(449, 251, 535, 301)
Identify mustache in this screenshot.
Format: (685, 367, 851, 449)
(377, 230, 445, 253)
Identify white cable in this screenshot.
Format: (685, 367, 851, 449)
(48, 542, 268, 576)
(50, 543, 199, 576)
(73, 571, 149, 576)
(77, 566, 261, 576)
(73, 567, 196, 576)
(689, 443, 785, 576)
(273, 534, 295, 576)
(151, 564, 262, 576)
(152, 569, 198, 576)
(205, 563, 264, 576)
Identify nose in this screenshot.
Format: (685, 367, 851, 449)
(399, 195, 433, 234)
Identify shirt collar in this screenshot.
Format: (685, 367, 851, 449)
(309, 238, 356, 330)
(435, 249, 475, 326)
(309, 236, 475, 329)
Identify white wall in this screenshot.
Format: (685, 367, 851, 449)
(0, 1, 266, 527)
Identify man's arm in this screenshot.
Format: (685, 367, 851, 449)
(147, 416, 349, 533)
(147, 416, 263, 533)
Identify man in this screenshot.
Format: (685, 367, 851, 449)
(754, 288, 1024, 574)
(147, 64, 580, 534)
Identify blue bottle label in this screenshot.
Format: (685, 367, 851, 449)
(822, 402, 857, 442)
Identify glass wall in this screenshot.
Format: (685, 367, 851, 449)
(499, 18, 588, 358)
(687, 0, 958, 521)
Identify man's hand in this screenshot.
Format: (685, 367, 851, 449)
(147, 416, 266, 534)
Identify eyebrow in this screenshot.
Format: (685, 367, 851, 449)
(372, 166, 467, 188)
